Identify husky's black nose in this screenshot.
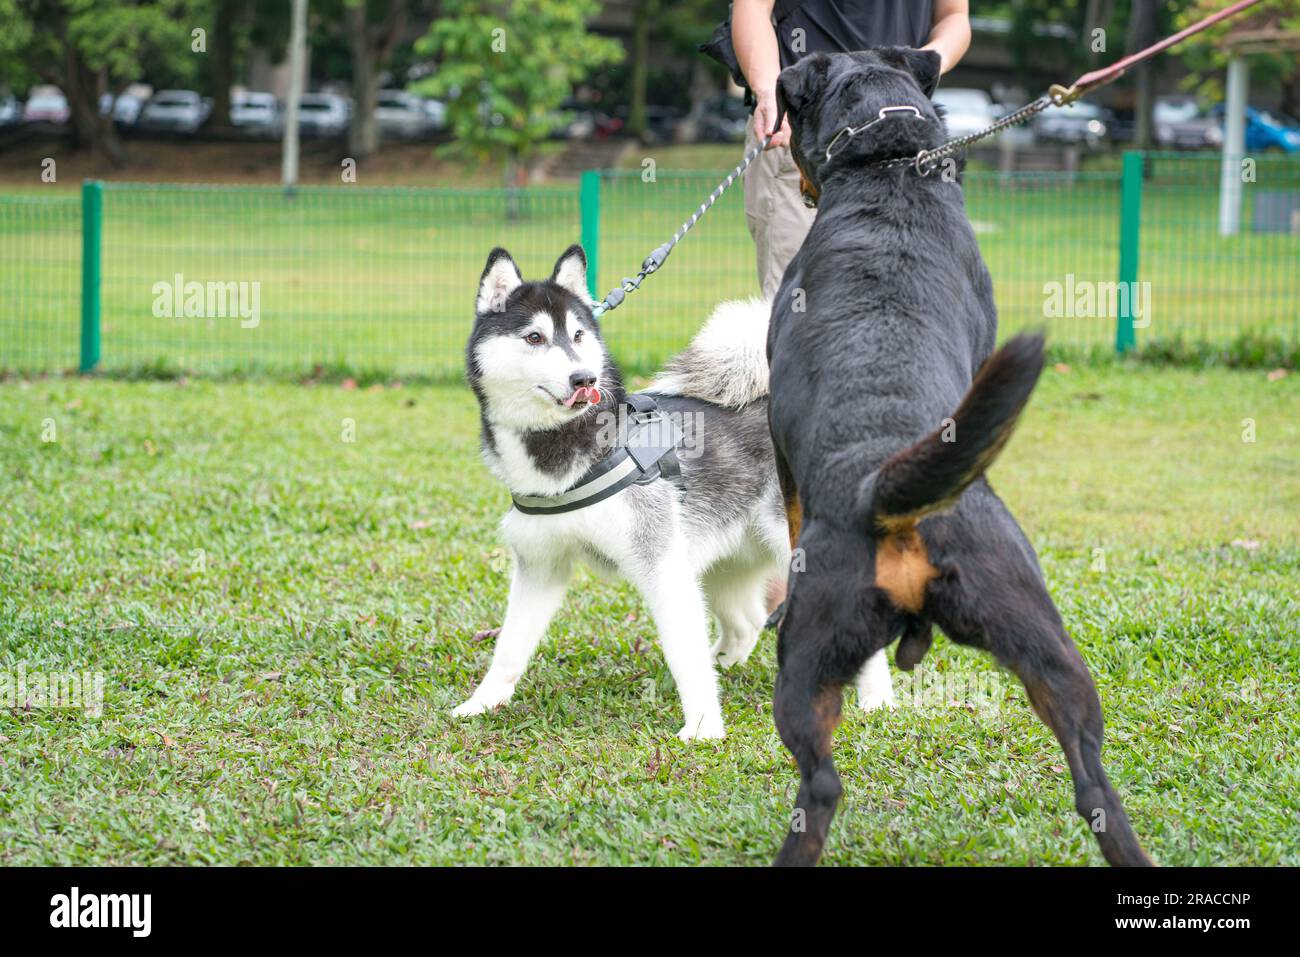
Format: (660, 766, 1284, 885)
(569, 370, 598, 390)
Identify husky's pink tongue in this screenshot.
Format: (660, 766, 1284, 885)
(563, 386, 601, 408)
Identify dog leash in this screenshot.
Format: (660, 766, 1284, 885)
(590, 131, 776, 317)
(591, 0, 1262, 317)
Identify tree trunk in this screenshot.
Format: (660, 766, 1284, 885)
(628, 0, 657, 140)
(63, 44, 124, 166)
(1127, 0, 1160, 152)
(346, 5, 380, 157)
(211, 1, 237, 128)
(1133, 65, 1153, 150)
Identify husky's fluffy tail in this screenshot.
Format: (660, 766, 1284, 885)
(650, 298, 770, 410)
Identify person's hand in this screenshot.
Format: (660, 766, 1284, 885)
(753, 87, 791, 149)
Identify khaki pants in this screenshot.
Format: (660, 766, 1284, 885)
(743, 114, 817, 299)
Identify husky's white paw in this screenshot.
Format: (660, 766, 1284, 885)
(677, 713, 726, 741)
(855, 653, 896, 711)
(857, 685, 897, 711)
(711, 629, 760, 669)
(451, 684, 513, 717)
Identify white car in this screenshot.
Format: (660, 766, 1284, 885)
(1035, 101, 1110, 149)
(932, 87, 998, 140)
(23, 89, 70, 124)
(375, 90, 429, 140)
(230, 91, 283, 137)
(138, 90, 210, 134)
(0, 94, 21, 126)
(422, 97, 447, 131)
(298, 93, 349, 137)
(99, 91, 145, 127)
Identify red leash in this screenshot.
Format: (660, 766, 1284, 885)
(1052, 0, 1262, 105)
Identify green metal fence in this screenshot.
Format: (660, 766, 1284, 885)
(0, 151, 1296, 380)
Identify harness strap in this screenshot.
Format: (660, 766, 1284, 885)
(510, 393, 685, 516)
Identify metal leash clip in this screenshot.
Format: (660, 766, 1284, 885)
(825, 105, 924, 162)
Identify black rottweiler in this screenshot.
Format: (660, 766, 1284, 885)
(766, 47, 1151, 866)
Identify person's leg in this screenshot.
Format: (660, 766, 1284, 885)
(743, 115, 816, 300)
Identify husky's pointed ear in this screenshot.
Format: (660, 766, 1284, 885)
(477, 248, 523, 316)
(876, 46, 941, 98)
(776, 52, 831, 122)
(550, 244, 592, 304)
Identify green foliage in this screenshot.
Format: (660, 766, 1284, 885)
(413, 0, 623, 166)
(1174, 0, 1300, 104)
(0, 0, 210, 94)
(1135, 332, 1300, 370)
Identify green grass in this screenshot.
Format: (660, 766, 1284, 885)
(1, 152, 1297, 380)
(1, 364, 1297, 865)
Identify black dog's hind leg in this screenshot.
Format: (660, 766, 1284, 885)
(772, 645, 845, 867)
(771, 538, 886, 867)
(931, 551, 1152, 867)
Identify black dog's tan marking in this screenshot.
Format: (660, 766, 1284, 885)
(765, 47, 1151, 868)
(874, 523, 936, 613)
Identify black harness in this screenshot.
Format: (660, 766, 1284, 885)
(510, 393, 686, 516)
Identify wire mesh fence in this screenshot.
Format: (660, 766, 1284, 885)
(595, 166, 1129, 363)
(0, 192, 81, 372)
(97, 182, 580, 380)
(0, 151, 1295, 380)
(1136, 152, 1299, 345)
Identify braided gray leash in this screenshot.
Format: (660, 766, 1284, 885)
(591, 131, 775, 318)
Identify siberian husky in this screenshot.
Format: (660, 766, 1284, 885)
(455, 244, 894, 739)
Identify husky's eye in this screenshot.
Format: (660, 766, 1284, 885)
(573, 329, 584, 342)
(524, 332, 545, 345)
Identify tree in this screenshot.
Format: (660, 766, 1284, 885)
(1, 0, 205, 165)
(1127, 0, 1161, 149)
(344, 0, 409, 158)
(208, 0, 246, 129)
(415, 0, 623, 192)
(626, 0, 659, 139)
(1174, 0, 1300, 118)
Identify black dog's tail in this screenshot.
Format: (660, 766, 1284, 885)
(860, 333, 1046, 531)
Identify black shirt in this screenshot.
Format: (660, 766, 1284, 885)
(776, 0, 936, 68)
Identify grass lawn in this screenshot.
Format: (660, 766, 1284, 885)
(1, 363, 1297, 865)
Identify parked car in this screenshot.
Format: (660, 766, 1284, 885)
(1247, 107, 1300, 153)
(0, 94, 21, 126)
(543, 99, 618, 140)
(615, 104, 682, 144)
(230, 91, 283, 137)
(697, 94, 749, 143)
(298, 93, 349, 137)
(422, 97, 447, 131)
(1034, 100, 1110, 149)
(138, 90, 210, 134)
(22, 88, 70, 124)
(375, 90, 429, 140)
(99, 91, 145, 127)
(1208, 105, 1300, 154)
(932, 87, 997, 140)
(1154, 95, 1221, 150)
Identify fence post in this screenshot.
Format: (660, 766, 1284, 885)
(580, 170, 600, 299)
(1116, 151, 1143, 355)
(80, 179, 103, 372)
